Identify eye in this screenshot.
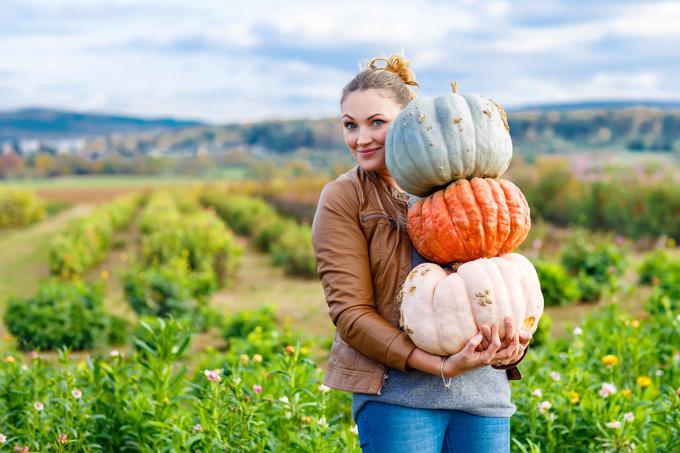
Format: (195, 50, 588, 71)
(344, 121, 357, 131)
(372, 119, 386, 127)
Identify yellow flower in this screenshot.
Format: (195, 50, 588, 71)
(631, 320, 640, 328)
(240, 354, 249, 365)
(100, 270, 109, 280)
(621, 389, 632, 398)
(3, 355, 15, 363)
(300, 347, 309, 356)
(284, 345, 295, 356)
(2, 335, 13, 343)
(602, 355, 619, 366)
(253, 354, 263, 363)
(637, 376, 652, 388)
(569, 391, 580, 404)
(301, 415, 313, 424)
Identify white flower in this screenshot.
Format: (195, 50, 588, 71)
(532, 388, 543, 398)
(549, 371, 561, 381)
(624, 412, 634, 422)
(33, 401, 44, 411)
(606, 421, 621, 429)
(109, 350, 121, 358)
(72, 389, 82, 399)
(318, 384, 331, 393)
(599, 383, 617, 398)
(278, 396, 289, 404)
(538, 401, 552, 413)
(655, 369, 664, 377)
(318, 416, 328, 428)
(573, 326, 583, 336)
(350, 425, 359, 435)
(0, 434, 6, 444)
(191, 424, 203, 433)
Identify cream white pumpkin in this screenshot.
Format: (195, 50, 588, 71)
(399, 253, 543, 356)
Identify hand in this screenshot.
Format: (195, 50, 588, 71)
(480, 317, 532, 367)
(442, 323, 502, 378)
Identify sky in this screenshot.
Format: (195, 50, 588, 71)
(1, 0, 679, 124)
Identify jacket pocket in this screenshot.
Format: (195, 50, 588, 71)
(360, 210, 396, 229)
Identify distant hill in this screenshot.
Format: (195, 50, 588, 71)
(0, 108, 206, 140)
(510, 100, 680, 112)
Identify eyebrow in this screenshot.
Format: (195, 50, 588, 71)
(341, 113, 384, 120)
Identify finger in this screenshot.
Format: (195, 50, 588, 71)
(519, 332, 532, 346)
(503, 317, 515, 345)
(489, 323, 502, 353)
(480, 325, 491, 349)
(463, 333, 484, 355)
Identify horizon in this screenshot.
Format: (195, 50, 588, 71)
(2, 0, 680, 123)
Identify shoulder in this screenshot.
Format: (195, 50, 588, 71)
(318, 165, 364, 210)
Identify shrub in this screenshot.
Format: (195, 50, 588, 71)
(529, 313, 552, 348)
(270, 223, 317, 278)
(223, 304, 278, 339)
(4, 278, 108, 350)
(533, 260, 581, 306)
(0, 187, 45, 228)
(560, 232, 627, 302)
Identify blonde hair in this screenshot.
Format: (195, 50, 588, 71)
(341, 54, 419, 108)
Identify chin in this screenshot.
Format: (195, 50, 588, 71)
(357, 157, 386, 173)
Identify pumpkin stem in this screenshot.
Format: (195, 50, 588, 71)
(450, 81, 459, 94)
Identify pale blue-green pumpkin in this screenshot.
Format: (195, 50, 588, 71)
(386, 82, 513, 197)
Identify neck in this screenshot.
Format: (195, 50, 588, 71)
(374, 167, 405, 193)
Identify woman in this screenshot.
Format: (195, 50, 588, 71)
(311, 55, 532, 453)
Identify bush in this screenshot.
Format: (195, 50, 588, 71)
(638, 247, 680, 285)
(223, 304, 278, 339)
(270, 223, 317, 277)
(533, 260, 581, 306)
(132, 316, 192, 360)
(560, 232, 627, 302)
(4, 278, 108, 350)
(530, 313, 552, 348)
(0, 187, 45, 228)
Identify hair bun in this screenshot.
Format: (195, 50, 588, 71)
(368, 55, 419, 88)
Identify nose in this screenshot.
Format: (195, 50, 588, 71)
(357, 131, 372, 146)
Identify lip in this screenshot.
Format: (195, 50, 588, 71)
(357, 147, 381, 155)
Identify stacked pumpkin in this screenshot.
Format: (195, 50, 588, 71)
(386, 82, 544, 355)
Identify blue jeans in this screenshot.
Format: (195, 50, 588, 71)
(356, 401, 510, 453)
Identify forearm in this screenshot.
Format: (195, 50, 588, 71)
(405, 348, 466, 379)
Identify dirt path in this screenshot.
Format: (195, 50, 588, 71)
(0, 204, 95, 301)
(211, 238, 334, 339)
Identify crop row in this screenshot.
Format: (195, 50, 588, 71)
(124, 190, 242, 326)
(0, 187, 45, 229)
(49, 193, 141, 278)
(201, 189, 316, 278)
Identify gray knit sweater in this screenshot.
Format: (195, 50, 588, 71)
(351, 233, 516, 423)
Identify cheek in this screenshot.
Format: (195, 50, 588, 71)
(343, 130, 357, 150)
(375, 128, 388, 146)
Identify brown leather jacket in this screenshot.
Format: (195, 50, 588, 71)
(312, 165, 524, 395)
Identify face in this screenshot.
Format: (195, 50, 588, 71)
(341, 89, 402, 174)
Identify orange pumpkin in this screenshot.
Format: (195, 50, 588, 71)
(408, 178, 530, 264)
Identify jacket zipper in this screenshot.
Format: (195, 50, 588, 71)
(376, 369, 389, 395)
(361, 212, 397, 229)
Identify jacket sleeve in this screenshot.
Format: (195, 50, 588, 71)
(312, 179, 416, 372)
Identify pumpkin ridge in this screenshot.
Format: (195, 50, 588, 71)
(409, 198, 436, 262)
(457, 179, 485, 259)
(445, 181, 474, 261)
(498, 179, 531, 253)
(470, 178, 498, 257)
(431, 189, 460, 263)
(490, 179, 511, 255)
(421, 195, 448, 263)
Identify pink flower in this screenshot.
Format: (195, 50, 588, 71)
(615, 235, 625, 246)
(253, 384, 263, 394)
(531, 388, 543, 398)
(0, 434, 6, 444)
(33, 401, 44, 411)
(606, 421, 621, 429)
(57, 433, 68, 444)
(538, 401, 552, 414)
(624, 412, 634, 422)
(599, 383, 617, 398)
(203, 369, 221, 382)
(72, 389, 82, 399)
(549, 371, 561, 381)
